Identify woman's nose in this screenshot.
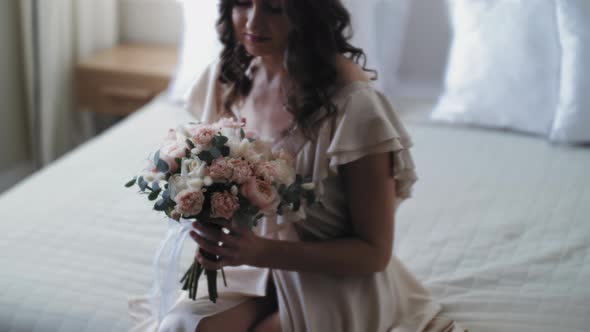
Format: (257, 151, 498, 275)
(245, 5, 263, 32)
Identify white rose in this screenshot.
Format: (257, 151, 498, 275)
(168, 174, 188, 198)
(252, 138, 273, 160)
(272, 160, 296, 186)
(182, 159, 207, 179)
(203, 176, 213, 186)
(302, 182, 315, 190)
(187, 178, 204, 190)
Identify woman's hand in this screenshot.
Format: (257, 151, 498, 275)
(189, 218, 267, 270)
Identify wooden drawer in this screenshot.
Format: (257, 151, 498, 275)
(75, 44, 178, 116)
(76, 68, 169, 115)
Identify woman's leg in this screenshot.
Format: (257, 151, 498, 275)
(196, 274, 279, 332)
(195, 296, 276, 332)
(250, 311, 281, 332)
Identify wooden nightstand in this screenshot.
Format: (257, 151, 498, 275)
(76, 44, 178, 116)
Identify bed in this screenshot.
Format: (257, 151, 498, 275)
(0, 95, 588, 332)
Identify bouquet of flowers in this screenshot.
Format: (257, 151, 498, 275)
(125, 117, 315, 306)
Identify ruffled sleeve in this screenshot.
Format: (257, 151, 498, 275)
(185, 59, 223, 123)
(325, 84, 418, 202)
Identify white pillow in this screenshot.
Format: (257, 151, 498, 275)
(550, 0, 590, 143)
(431, 0, 561, 136)
(167, 0, 222, 106)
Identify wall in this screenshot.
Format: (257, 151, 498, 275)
(119, 0, 183, 45)
(0, 1, 30, 172)
(117, 0, 452, 98)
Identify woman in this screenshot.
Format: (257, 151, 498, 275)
(129, 0, 464, 331)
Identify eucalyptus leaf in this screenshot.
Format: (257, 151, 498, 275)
(185, 139, 195, 149)
(154, 199, 167, 211)
(154, 150, 160, 165)
(152, 181, 161, 192)
(138, 176, 148, 191)
(148, 190, 161, 201)
(125, 177, 137, 188)
(240, 128, 246, 140)
(157, 159, 170, 173)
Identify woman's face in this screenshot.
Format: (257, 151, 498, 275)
(232, 0, 290, 57)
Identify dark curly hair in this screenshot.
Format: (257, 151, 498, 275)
(216, 0, 376, 137)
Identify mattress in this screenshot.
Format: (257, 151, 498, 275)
(0, 96, 588, 332)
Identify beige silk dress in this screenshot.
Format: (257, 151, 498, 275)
(128, 60, 464, 332)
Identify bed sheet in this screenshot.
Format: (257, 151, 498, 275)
(396, 115, 590, 332)
(0, 97, 588, 331)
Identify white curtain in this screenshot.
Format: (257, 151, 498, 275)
(342, 0, 411, 100)
(19, 0, 119, 168)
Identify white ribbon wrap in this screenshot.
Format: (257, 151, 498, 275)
(149, 217, 196, 323)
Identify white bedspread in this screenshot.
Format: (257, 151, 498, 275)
(0, 97, 588, 331)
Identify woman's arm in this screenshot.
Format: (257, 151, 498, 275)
(255, 152, 396, 276)
(191, 152, 396, 276)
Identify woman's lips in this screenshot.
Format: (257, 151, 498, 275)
(245, 33, 271, 43)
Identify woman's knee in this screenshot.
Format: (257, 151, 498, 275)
(250, 311, 281, 332)
(157, 310, 195, 332)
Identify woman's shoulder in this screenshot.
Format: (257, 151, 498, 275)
(330, 54, 383, 104)
(186, 60, 226, 121)
(334, 54, 372, 83)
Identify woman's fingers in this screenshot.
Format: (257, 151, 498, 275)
(193, 221, 224, 242)
(190, 231, 232, 257)
(196, 251, 225, 270)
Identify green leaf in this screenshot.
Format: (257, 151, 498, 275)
(292, 199, 301, 211)
(162, 190, 170, 200)
(220, 146, 230, 157)
(175, 158, 183, 168)
(124, 177, 137, 188)
(240, 128, 246, 140)
(157, 159, 170, 173)
(295, 174, 303, 185)
(212, 135, 228, 147)
(278, 184, 286, 194)
(154, 199, 167, 211)
(197, 151, 214, 165)
(210, 147, 221, 158)
(148, 190, 161, 201)
(185, 139, 195, 149)
(154, 150, 160, 165)
(152, 181, 161, 192)
(305, 190, 316, 204)
(138, 176, 148, 191)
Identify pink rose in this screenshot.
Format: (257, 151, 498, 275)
(240, 178, 279, 214)
(217, 117, 245, 129)
(210, 191, 240, 220)
(209, 157, 232, 181)
(174, 189, 205, 216)
(159, 134, 187, 173)
(229, 158, 253, 184)
(192, 126, 218, 146)
(254, 161, 278, 182)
